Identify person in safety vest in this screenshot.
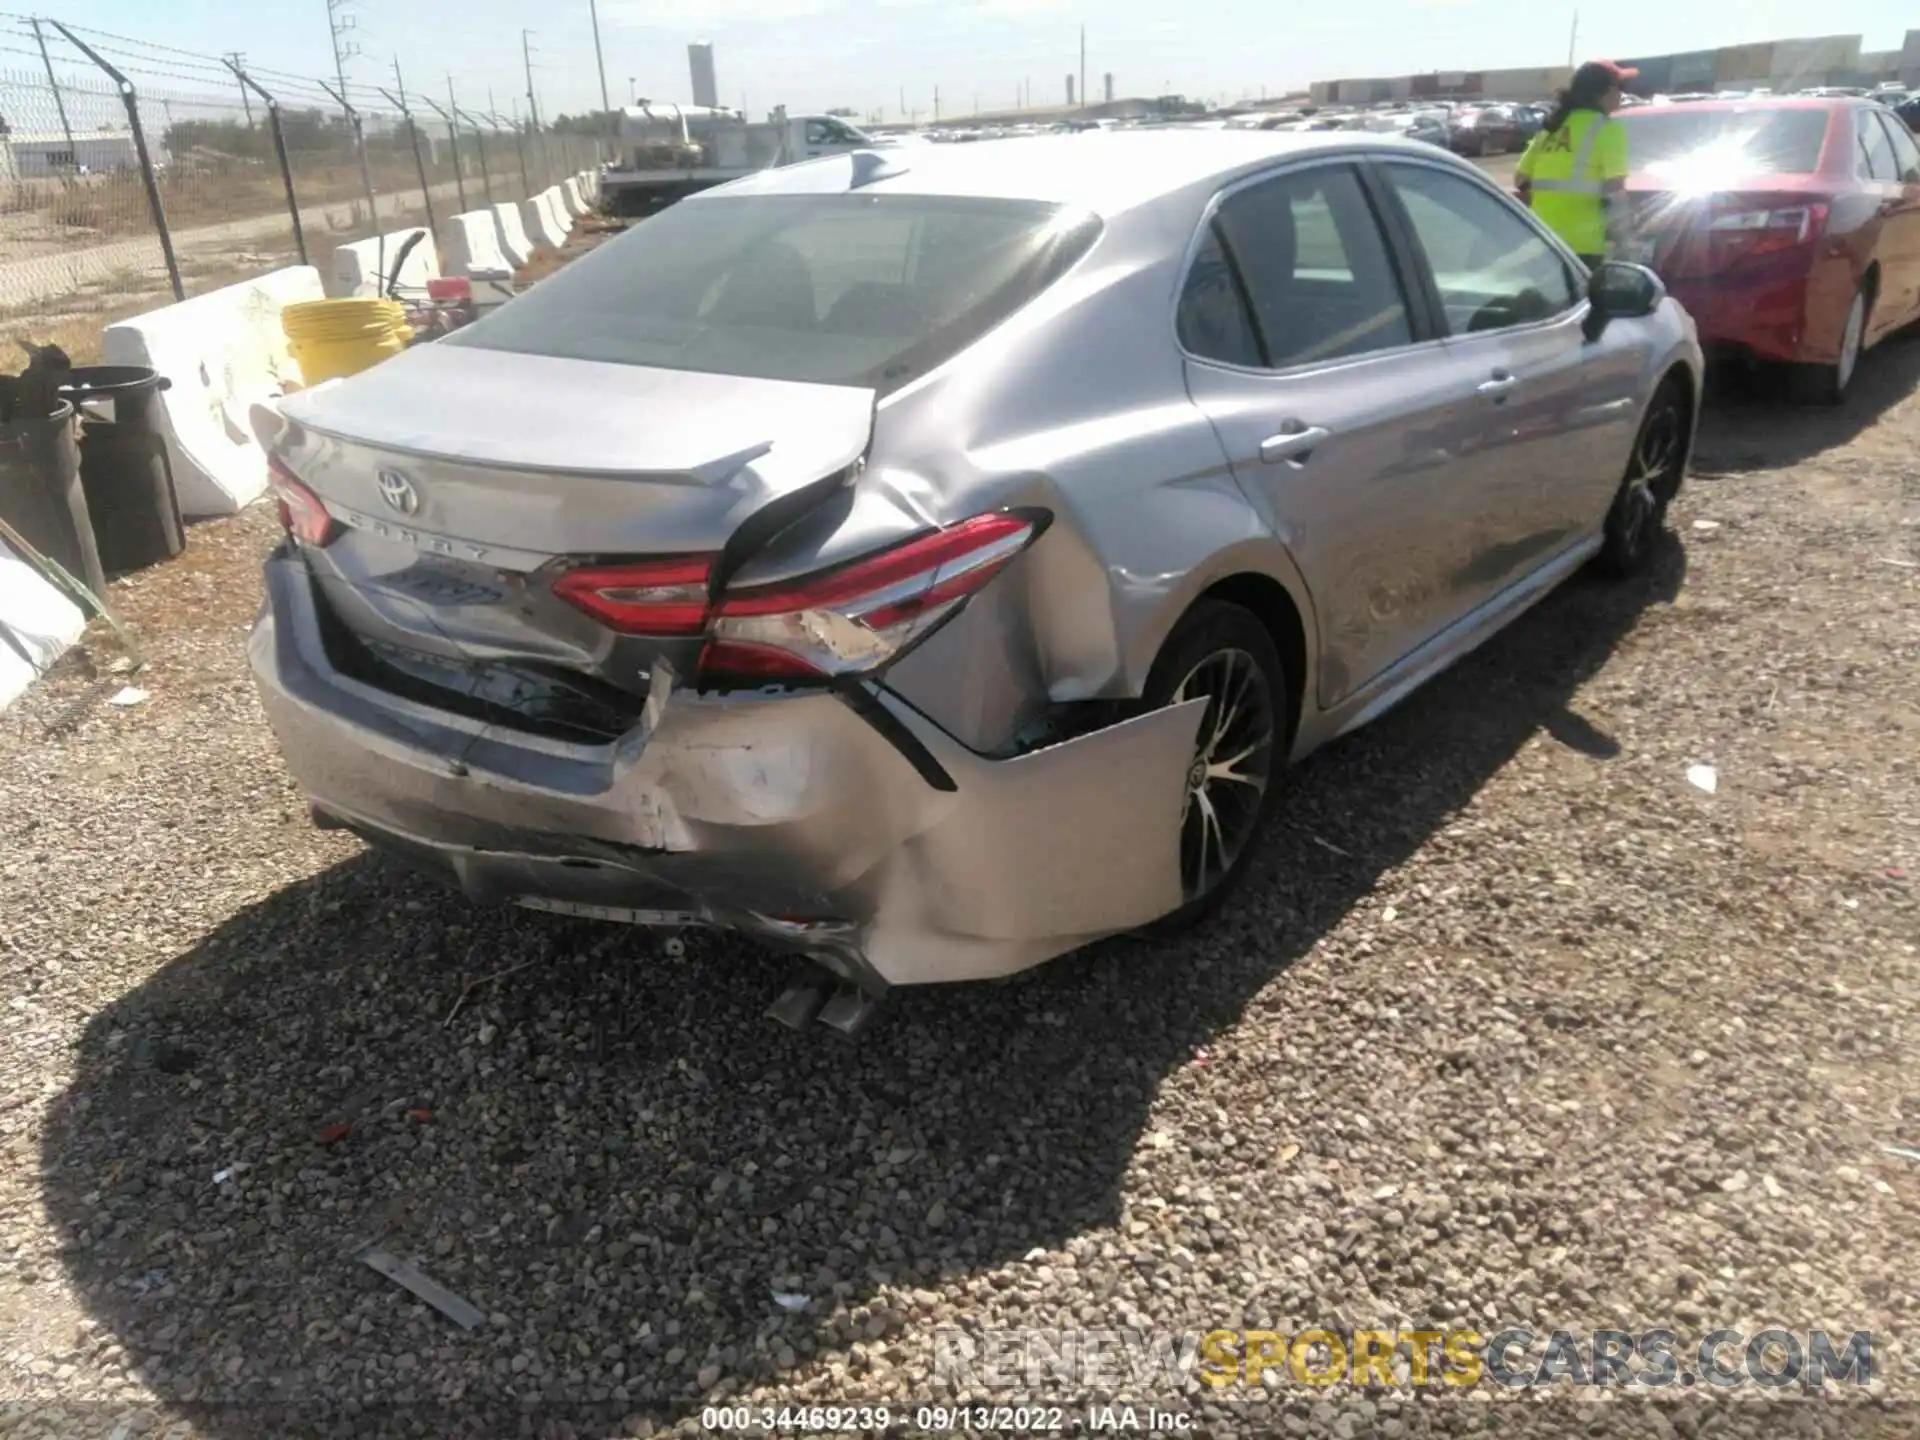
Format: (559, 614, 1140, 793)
(1515, 60, 1638, 269)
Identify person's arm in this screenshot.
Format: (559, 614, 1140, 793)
(1595, 120, 1632, 254)
(1514, 133, 1540, 201)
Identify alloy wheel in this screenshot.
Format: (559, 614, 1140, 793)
(1172, 647, 1276, 900)
(1617, 400, 1682, 560)
(1837, 292, 1865, 394)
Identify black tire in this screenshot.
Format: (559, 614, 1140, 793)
(1598, 376, 1689, 578)
(1139, 600, 1289, 932)
(1788, 282, 1868, 406)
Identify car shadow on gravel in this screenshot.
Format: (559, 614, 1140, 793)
(1693, 331, 1920, 473)
(37, 538, 1685, 1436)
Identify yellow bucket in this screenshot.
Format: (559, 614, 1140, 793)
(282, 299, 413, 385)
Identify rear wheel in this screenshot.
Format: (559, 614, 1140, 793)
(1790, 284, 1867, 405)
(1139, 601, 1288, 931)
(1598, 378, 1688, 577)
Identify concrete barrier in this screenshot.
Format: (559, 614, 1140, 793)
(543, 188, 574, 237)
(0, 538, 85, 713)
(329, 227, 440, 298)
(101, 265, 324, 517)
(520, 193, 566, 251)
(442, 209, 516, 280)
(493, 203, 533, 267)
(561, 177, 588, 217)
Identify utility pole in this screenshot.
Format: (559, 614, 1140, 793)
(1079, 25, 1086, 113)
(1567, 11, 1579, 67)
(586, 0, 612, 119)
(225, 50, 254, 125)
(29, 19, 77, 169)
(522, 29, 548, 186)
(933, 85, 940, 123)
(326, 0, 358, 103)
(899, 85, 906, 120)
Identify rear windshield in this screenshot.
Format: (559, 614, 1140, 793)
(1616, 108, 1832, 176)
(448, 193, 1101, 395)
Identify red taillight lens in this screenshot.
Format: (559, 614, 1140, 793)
(1707, 198, 1828, 262)
(267, 455, 336, 546)
(551, 555, 714, 635)
(426, 276, 472, 302)
(700, 511, 1042, 684)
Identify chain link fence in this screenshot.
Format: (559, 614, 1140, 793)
(0, 16, 609, 364)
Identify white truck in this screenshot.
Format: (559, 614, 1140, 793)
(601, 104, 881, 213)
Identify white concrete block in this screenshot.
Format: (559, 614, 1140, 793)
(0, 537, 86, 713)
(329, 228, 440, 299)
(101, 265, 324, 517)
(442, 210, 516, 279)
(493, 203, 534, 267)
(519, 193, 566, 251)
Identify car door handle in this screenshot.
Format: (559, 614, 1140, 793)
(1259, 425, 1329, 465)
(1477, 370, 1519, 398)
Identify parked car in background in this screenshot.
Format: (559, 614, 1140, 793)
(1449, 105, 1524, 156)
(1362, 110, 1450, 148)
(1896, 96, 1920, 133)
(1618, 97, 1920, 402)
(1511, 104, 1546, 142)
(248, 131, 1700, 1008)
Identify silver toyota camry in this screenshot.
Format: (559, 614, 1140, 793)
(251, 131, 1701, 1007)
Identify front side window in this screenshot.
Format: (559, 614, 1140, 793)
(1382, 162, 1581, 335)
(449, 193, 1102, 396)
(1202, 164, 1414, 368)
(804, 119, 833, 145)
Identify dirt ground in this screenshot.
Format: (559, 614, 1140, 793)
(0, 191, 1917, 1439)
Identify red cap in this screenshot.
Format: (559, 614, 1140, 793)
(1577, 59, 1640, 87)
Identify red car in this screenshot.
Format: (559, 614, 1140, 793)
(1448, 105, 1524, 157)
(1617, 98, 1920, 403)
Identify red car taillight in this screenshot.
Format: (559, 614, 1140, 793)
(1706, 197, 1828, 263)
(267, 455, 336, 546)
(547, 510, 1046, 684)
(550, 555, 713, 635)
(703, 511, 1042, 683)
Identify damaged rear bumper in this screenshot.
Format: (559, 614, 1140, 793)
(251, 553, 1202, 988)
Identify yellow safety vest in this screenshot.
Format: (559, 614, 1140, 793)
(1517, 109, 1627, 257)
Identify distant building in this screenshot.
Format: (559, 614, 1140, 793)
(1313, 28, 1920, 105)
(8, 130, 143, 177)
(688, 43, 718, 109)
(1104, 72, 1115, 104)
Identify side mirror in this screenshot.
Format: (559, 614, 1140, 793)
(1583, 260, 1665, 341)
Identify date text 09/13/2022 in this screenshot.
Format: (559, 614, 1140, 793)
(700, 1405, 1192, 1432)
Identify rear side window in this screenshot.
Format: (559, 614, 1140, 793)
(449, 193, 1102, 395)
(1176, 226, 1262, 367)
(1616, 108, 1831, 176)
(1880, 110, 1920, 181)
(1858, 110, 1901, 181)
(1188, 164, 1413, 369)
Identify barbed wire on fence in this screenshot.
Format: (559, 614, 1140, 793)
(0, 10, 605, 364)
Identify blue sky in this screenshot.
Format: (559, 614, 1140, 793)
(15, 0, 1917, 122)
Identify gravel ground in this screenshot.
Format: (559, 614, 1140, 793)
(1, 335, 1918, 1439)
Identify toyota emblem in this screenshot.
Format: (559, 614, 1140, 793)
(376, 469, 421, 515)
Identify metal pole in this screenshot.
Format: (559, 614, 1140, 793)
(51, 22, 181, 301)
(422, 94, 467, 213)
(459, 106, 495, 204)
(1079, 26, 1086, 114)
(587, 0, 612, 117)
(226, 61, 307, 266)
(500, 100, 530, 194)
(224, 51, 254, 125)
(379, 86, 435, 239)
(31, 20, 78, 173)
(522, 31, 550, 188)
(321, 79, 382, 289)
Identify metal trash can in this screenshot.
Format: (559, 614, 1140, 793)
(0, 399, 106, 597)
(57, 365, 184, 574)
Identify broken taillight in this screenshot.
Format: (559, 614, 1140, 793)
(700, 511, 1043, 683)
(267, 455, 336, 546)
(550, 555, 713, 635)
(547, 511, 1046, 684)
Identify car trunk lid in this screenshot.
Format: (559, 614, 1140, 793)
(264, 343, 873, 698)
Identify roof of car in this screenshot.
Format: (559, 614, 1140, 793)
(702, 129, 1445, 216)
(1628, 96, 1862, 113)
